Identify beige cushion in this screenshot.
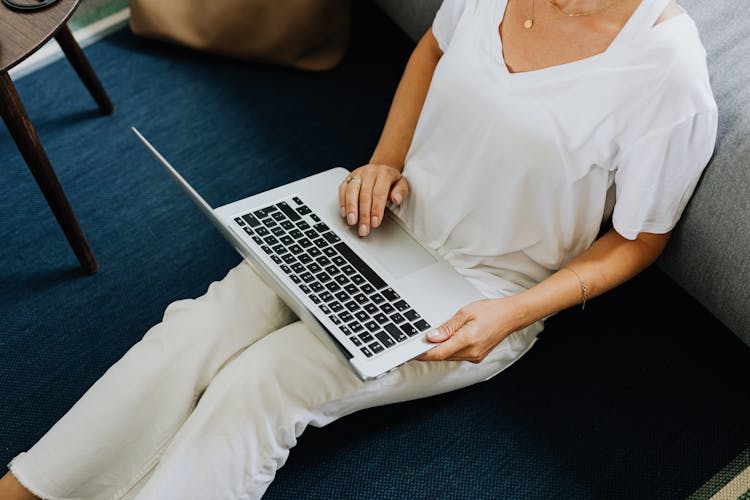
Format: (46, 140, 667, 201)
(129, 0, 351, 71)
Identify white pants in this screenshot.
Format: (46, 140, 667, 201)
(9, 261, 542, 500)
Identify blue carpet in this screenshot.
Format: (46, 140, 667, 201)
(1, 3, 749, 498)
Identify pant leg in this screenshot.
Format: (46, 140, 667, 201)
(9, 261, 297, 500)
(133, 318, 543, 500)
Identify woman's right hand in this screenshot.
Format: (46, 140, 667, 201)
(338, 163, 409, 237)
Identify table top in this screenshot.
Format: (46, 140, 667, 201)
(0, 0, 79, 73)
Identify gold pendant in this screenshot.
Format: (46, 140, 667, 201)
(524, 18, 534, 29)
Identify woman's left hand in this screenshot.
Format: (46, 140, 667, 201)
(416, 298, 525, 363)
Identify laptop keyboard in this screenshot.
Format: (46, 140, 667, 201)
(233, 195, 431, 358)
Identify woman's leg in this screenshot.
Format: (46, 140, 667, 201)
(6, 261, 297, 500)
(132, 318, 542, 500)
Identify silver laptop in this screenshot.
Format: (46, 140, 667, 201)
(132, 127, 483, 380)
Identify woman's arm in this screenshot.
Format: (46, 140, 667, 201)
(338, 29, 443, 237)
(418, 228, 671, 362)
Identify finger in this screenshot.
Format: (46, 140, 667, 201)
(416, 334, 469, 361)
(370, 173, 394, 229)
(425, 308, 468, 343)
(344, 174, 362, 227)
(338, 177, 349, 219)
(390, 176, 409, 205)
(357, 169, 376, 236)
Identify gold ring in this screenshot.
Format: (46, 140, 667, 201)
(346, 175, 361, 184)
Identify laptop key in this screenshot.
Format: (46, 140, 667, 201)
(263, 236, 278, 246)
(390, 313, 406, 324)
(304, 229, 318, 240)
(373, 313, 388, 324)
(296, 205, 312, 216)
(375, 331, 396, 348)
(323, 247, 337, 257)
(310, 294, 320, 304)
(277, 201, 301, 221)
(353, 293, 368, 305)
(289, 245, 302, 255)
(271, 254, 282, 264)
(313, 238, 328, 249)
(282, 253, 296, 264)
(369, 342, 384, 354)
(364, 303, 379, 315)
(349, 321, 364, 333)
(365, 321, 379, 333)
(400, 323, 419, 337)
(360, 346, 373, 358)
(235, 217, 246, 226)
(291, 263, 305, 273)
(334, 275, 349, 286)
(322, 231, 340, 244)
(313, 222, 329, 233)
(349, 335, 362, 347)
(242, 213, 260, 227)
(255, 227, 270, 237)
(384, 323, 408, 343)
(380, 303, 395, 314)
(260, 245, 273, 255)
(289, 229, 303, 239)
(272, 211, 286, 222)
(296, 220, 311, 231)
(414, 319, 431, 331)
(280, 264, 291, 274)
(280, 235, 294, 246)
(345, 300, 360, 312)
(355, 311, 369, 322)
(325, 265, 340, 276)
(252, 235, 263, 245)
(281, 220, 294, 230)
(382, 288, 400, 302)
(307, 263, 322, 273)
(330, 301, 344, 313)
(292, 196, 303, 205)
(319, 291, 333, 302)
(271, 226, 285, 237)
(335, 291, 349, 302)
(243, 227, 254, 236)
(344, 284, 358, 295)
(315, 272, 331, 283)
(298, 238, 313, 248)
(330, 315, 341, 325)
(358, 332, 374, 343)
(351, 275, 365, 285)
(325, 281, 340, 292)
(360, 284, 375, 295)
(298, 254, 312, 264)
(310, 282, 324, 293)
(272, 244, 287, 255)
(404, 309, 420, 321)
(339, 311, 354, 323)
(394, 300, 409, 312)
(308, 247, 322, 257)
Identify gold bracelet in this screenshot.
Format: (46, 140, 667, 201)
(563, 267, 589, 310)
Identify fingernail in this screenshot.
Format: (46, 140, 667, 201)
(371, 216, 378, 228)
(347, 213, 356, 225)
(340, 206, 346, 217)
(394, 193, 403, 205)
(427, 330, 442, 341)
(359, 224, 369, 236)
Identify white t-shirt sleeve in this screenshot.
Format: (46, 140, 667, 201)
(432, 0, 469, 51)
(611, 110, 718, 240)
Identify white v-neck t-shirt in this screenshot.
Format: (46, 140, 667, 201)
(393, 0, 718, 298)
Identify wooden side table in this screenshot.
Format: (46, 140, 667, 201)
(0, 0, 114, 274)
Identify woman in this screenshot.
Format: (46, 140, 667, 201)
(1, 0, 717, 498)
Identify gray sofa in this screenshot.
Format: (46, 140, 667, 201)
(373, 0, 750, 348)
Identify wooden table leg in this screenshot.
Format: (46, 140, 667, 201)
(0, 71, 99, 274)
(55, 24, 114, 115)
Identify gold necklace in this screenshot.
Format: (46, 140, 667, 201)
(547, 0, 620, 17)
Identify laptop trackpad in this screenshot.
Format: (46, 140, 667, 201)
(352, 213, 436, 279)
